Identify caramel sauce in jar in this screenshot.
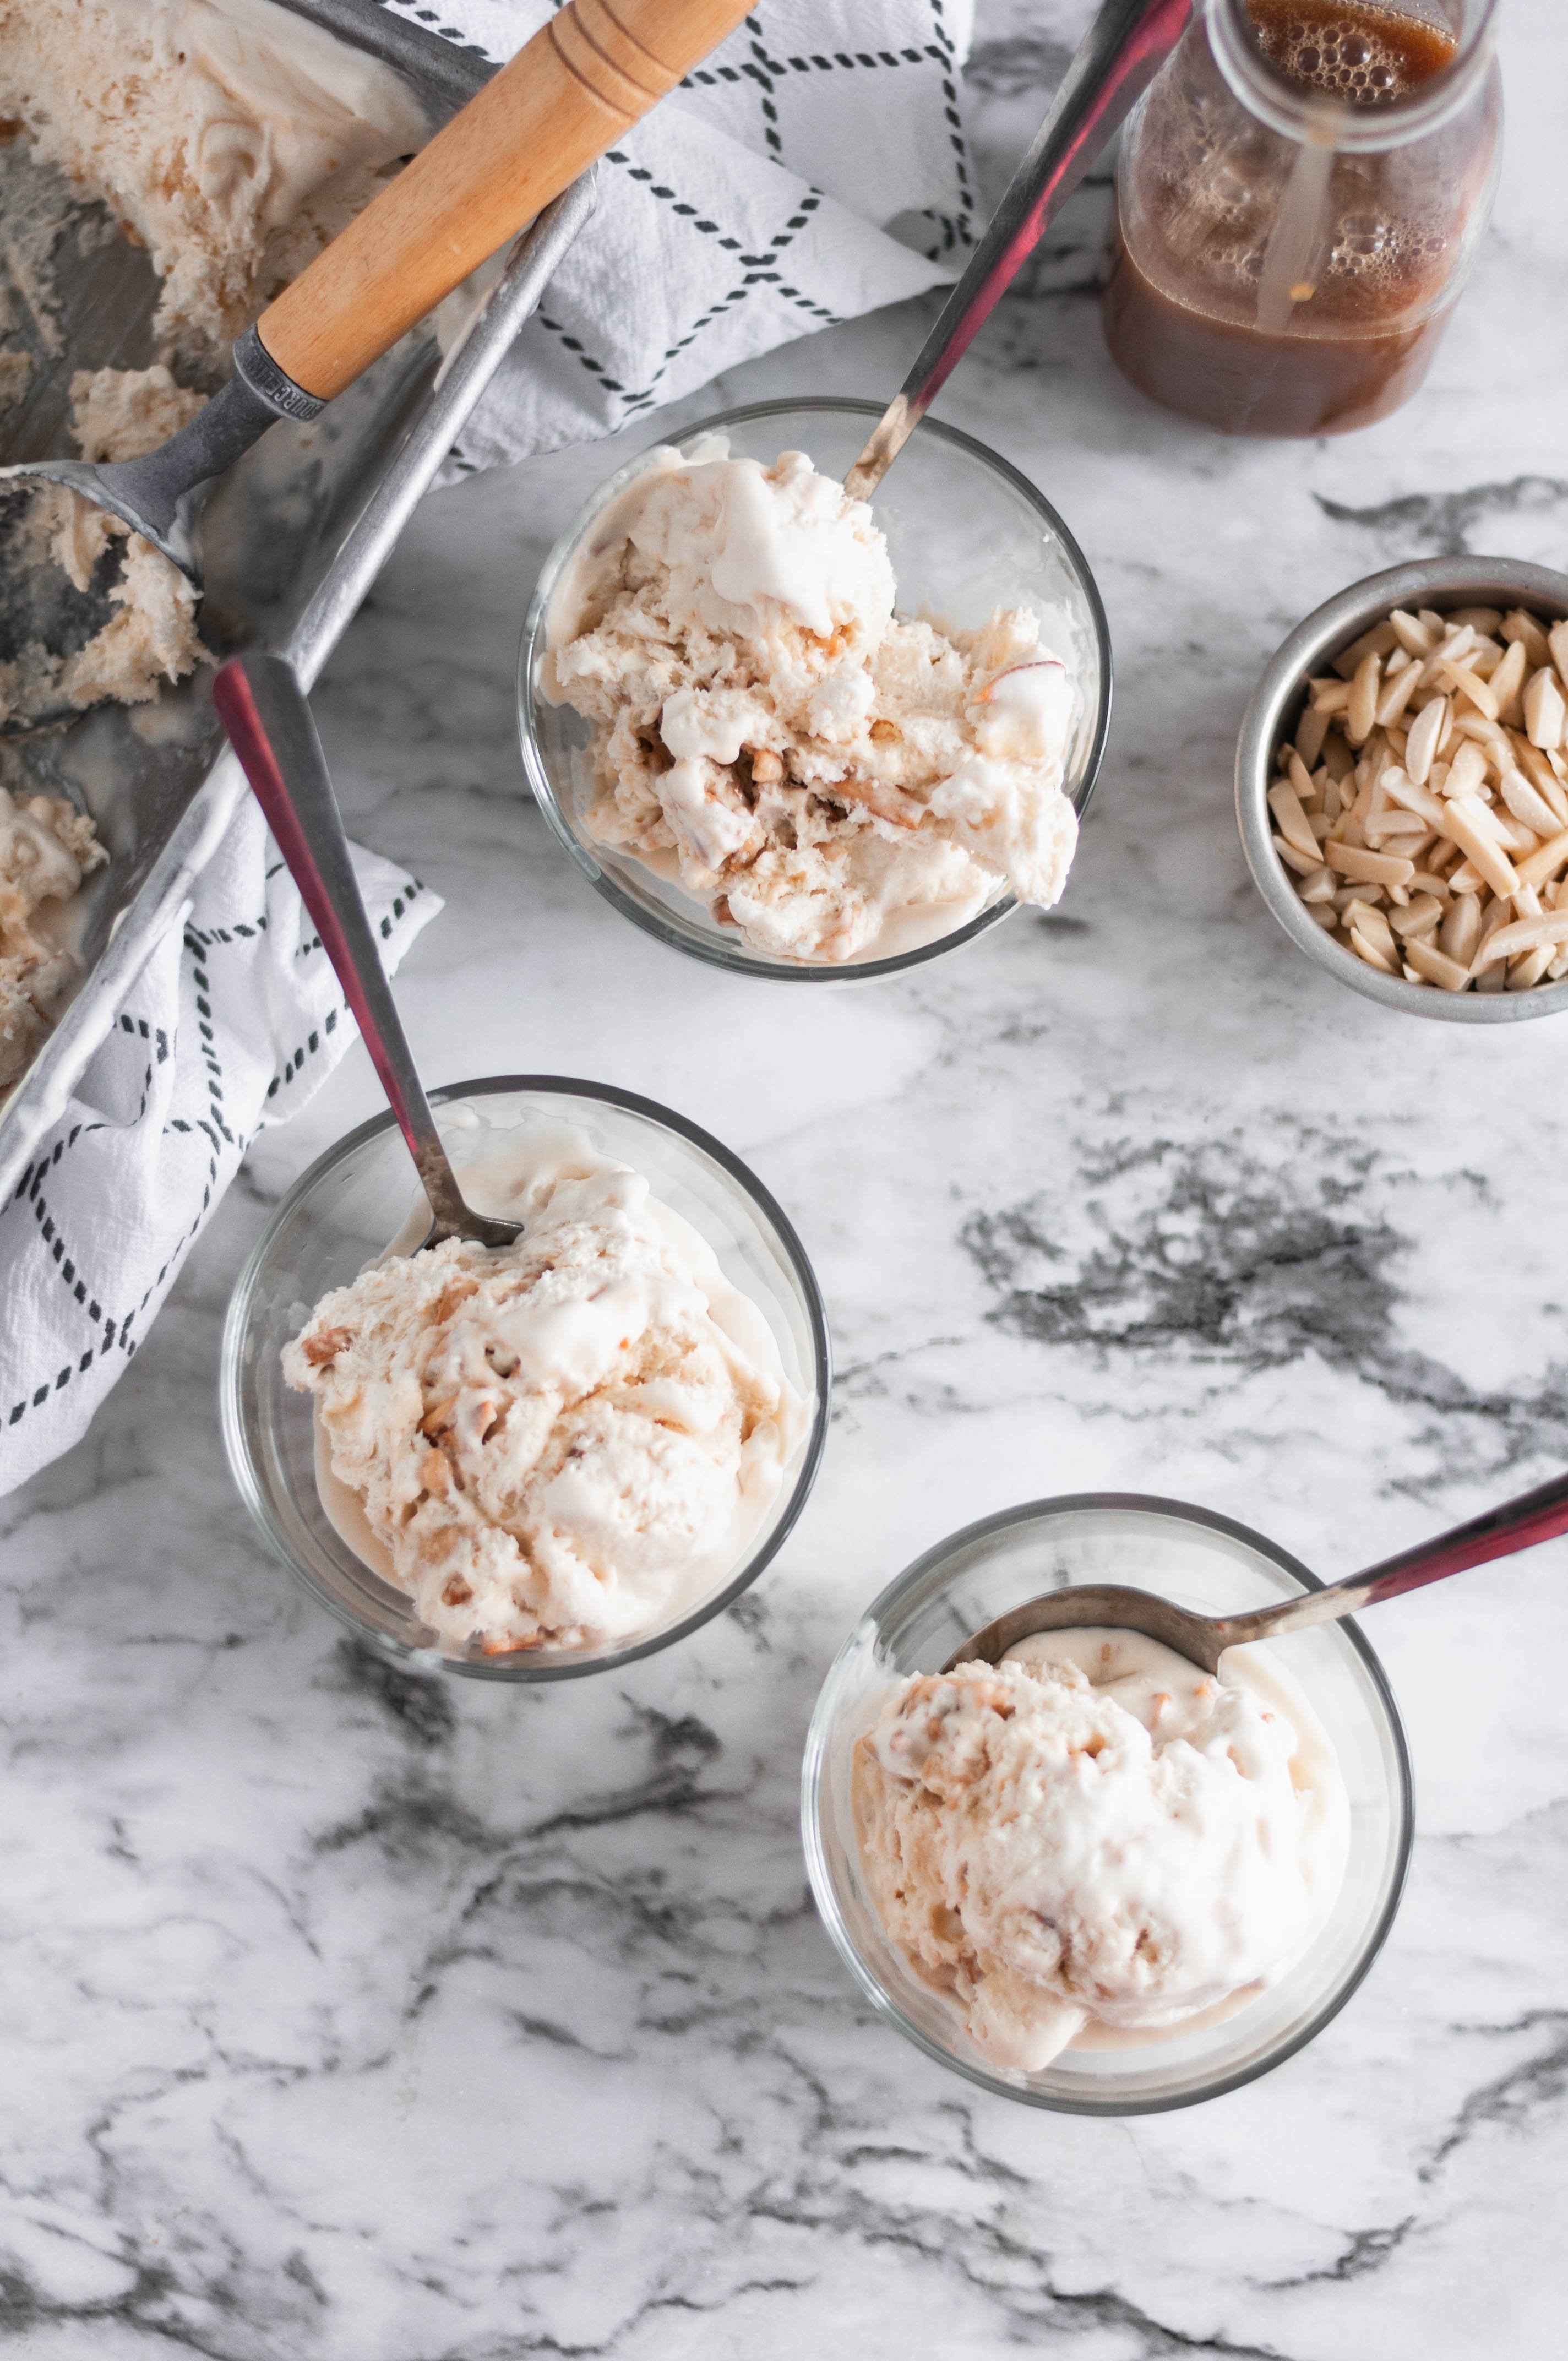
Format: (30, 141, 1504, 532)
(1103, 1, 1500, 437)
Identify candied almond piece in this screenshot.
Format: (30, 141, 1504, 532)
(301, 1326, 351, 1368)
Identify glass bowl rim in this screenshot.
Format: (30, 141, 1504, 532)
(516, 393, 1115, 984)
(802, 1488, 1415, 2115)
(220, 1070, 833, 1683)
(1235, 553, 1568, 1025)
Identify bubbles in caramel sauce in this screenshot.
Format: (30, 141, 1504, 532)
(1248, 0, 1458, 106)
(1104, 0, 1488, 433)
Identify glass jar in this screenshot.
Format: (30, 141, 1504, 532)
(1102, 0, 1502, 437)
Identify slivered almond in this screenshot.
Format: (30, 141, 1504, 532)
(1403, 937, 1470, 991)
(1389, 608, 1437, 657)
(1349, 925, 1398, 975)
(1508, 943, 1558, 990)
(1502, 608, 1553, 667)
(1326, 841, 1414, 888)
(1442, 739, 1488, 800)
(1333, 618, 1399, 678)
(1436, 658, 1499, 721)
(1295, 704, 1330, 766)
(1268, 780, 1320, 859)
(1488, 638, 1528, 722)
(1273, 833, 1324, 877)
(1404, 695, 1447, 784)
(1498, 768, 1565, 840)
(1349, 901, 1397, 959)
(1471, 910, 1568, 972)
(1524, 665, 1566, 751)
(1547, 619, 1568, 681)
(1512, 736, 1568, 823)
(1389, 894, 1443, 942)
(1436, 800, 1519, 899)
(1346, 650, 1381, 744)
(1513, 828, 1568, 891)
(1375, 661, 1424, 729)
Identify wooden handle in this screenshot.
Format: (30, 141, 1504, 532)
(256, 0, 753, 401)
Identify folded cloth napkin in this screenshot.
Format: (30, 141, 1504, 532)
(0, 794, 438, 1494)
(394, 0, 978, 471)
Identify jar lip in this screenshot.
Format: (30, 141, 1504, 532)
(1205, 0, 1498, 150)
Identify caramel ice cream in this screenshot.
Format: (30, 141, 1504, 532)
(0, 0, 427, 358)
(854, 1628, 1348, 2070)
(0, 783, 107, 1094)
(542, 440, 1081, 963)
(283, 1130, 808, 1656)
(0, 368, 208, 733)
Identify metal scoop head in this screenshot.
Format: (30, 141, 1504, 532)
(0, 347, 313, 737)
(2, 328, 323, 579)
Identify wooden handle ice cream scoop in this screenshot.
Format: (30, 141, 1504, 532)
(948, 1470, 1568, 1676)
(845, 0, 1194, 501)
(0, 0, 754, 582)
(212, 651, 519, 1252)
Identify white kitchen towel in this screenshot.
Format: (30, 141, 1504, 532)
(382, 0, 977, 470)
(0, 797, 438, 1493)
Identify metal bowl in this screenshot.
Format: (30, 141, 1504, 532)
(1236, 556, 1568, 1023)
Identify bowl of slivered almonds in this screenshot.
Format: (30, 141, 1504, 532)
(1237, 558, 1568, 1022)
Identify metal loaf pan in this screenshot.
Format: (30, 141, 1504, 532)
(0, 3, 575, 1199)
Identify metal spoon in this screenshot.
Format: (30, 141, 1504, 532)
(946, 1471, 1568, 1675)
(211, 649, 519, 1251)
(843, 0, 1194, 501)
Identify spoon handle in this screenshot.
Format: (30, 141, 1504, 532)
(1215, 1468, 1568, 1650)
(844, 0, 1193, 498)
(211, 652, 502, 1247)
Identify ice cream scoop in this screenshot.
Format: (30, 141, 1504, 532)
(949, 1470, 1568, 1675)
(212, 649, 518, 1250)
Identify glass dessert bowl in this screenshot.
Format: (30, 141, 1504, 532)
(803, 1494, 1412, 2113)
(517, 396, 1112, 981)
(222, 1075, 830, 1680)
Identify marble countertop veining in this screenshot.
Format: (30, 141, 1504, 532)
(4, 3, 1568, 2353)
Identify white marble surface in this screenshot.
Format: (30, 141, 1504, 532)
(6, 4, 1568, 2352)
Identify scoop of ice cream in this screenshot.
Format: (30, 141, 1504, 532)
(0, 368, 208, 734)
(0, 785, 107, 1091)
(68, 365, 209, 466)
(0, 0, 428, 355)
(854, 1630, 1349, 2071)
(282, 1132, 807, 1656)
(542, 443, 1080, 964)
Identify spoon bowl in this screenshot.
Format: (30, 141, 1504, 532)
(945, 1467, 1568, 1674)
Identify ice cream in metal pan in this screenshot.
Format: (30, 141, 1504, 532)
(0, 0, 769, 710)
(0, 0, 597, 1177)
